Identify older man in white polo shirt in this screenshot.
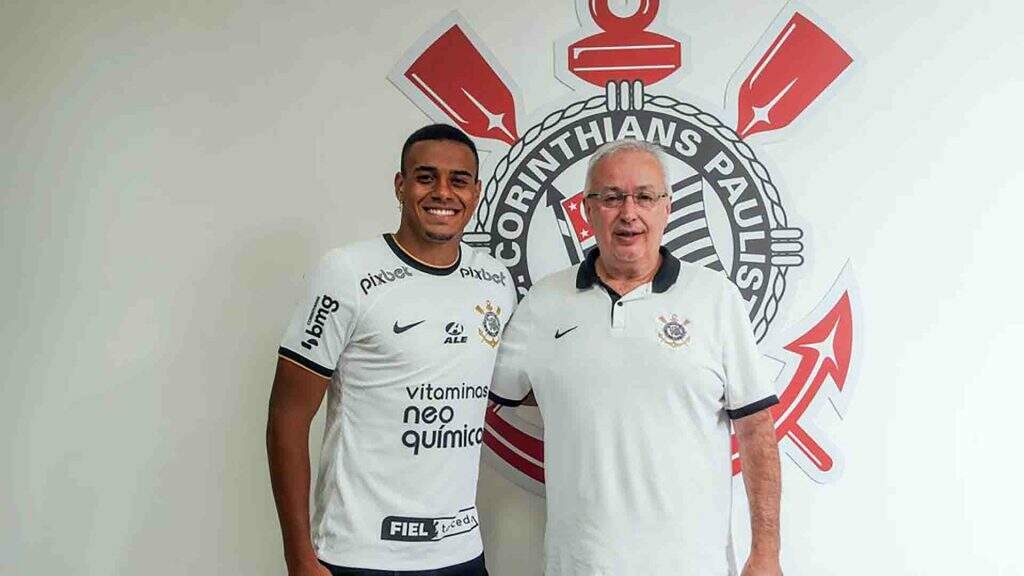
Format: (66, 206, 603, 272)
(489, 139, 783, 576)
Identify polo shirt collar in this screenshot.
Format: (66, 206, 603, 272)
(575, 246, 681, 293)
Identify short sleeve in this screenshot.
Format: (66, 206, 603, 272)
(720, 282, 778, 419)
(278, 250, 357, 379)
(489, 287, 535, 406)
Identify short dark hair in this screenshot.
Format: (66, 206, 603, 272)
(400, 123, 479, 177)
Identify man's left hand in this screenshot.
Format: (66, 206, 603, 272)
(740, 554, 782, 576)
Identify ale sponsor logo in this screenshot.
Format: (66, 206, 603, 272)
(444, 321, 468, 344)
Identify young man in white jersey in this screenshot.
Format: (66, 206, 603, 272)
(268, 124, 515, 576)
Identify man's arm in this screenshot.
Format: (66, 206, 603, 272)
(267, 357, 332, 576)
(734, 409, 783, 576)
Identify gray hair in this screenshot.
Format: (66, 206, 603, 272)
(583, 139, 671, 195)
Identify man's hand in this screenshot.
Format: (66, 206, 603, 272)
(287, 559, 332, 576)
(740, 553, 783, 576)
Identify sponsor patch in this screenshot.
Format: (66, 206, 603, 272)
(381, 507, 480, 542)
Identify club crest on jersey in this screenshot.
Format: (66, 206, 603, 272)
(474, 300, 503, 348)
(391, 0, 863, 489)
(657, 314, 691, 348)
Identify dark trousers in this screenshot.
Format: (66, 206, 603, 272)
(320, 553, 488, 576)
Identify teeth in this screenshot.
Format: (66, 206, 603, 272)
(426, 208, 456, 216)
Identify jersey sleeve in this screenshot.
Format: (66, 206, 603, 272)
(278, 250, 357, 379)
(489, 286, 534, 406)
(720, 282, 779, 419)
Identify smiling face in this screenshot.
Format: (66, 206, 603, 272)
(583, 149, 671, 274)
(394, 139, 481, 245)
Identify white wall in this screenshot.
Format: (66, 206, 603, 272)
(2, 1, 1021, 574)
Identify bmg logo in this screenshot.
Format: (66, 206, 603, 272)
(301, 295, 340, 350)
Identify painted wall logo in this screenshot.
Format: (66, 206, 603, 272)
(391, 0, 862, 490)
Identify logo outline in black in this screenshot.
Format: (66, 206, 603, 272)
(554, 326, 578, 339)
(393, 320, 426, 334)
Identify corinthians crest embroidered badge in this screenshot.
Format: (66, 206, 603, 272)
(657, 314, 691, 349)
(474, 300, 503, 348)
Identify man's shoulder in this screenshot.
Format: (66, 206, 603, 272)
(677, 261, 735, 298)
(459, 243, 513, 274)
(306, 236, 391, 287)
(326, 236, 387, 260)
(317, 235, 395, 267)
(524, 265, 579, 300)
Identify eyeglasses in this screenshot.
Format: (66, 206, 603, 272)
(584, 189, 669, 209)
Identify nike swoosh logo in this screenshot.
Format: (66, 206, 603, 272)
(393, 320, 426, 334)
(554, 326, 578, 339)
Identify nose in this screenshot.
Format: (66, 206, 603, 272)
(617, 194, 640, 220)
(432, 176, 455, 200)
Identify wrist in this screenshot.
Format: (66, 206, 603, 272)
(748, 545, 780, 560)
(285, 550, 321, 570)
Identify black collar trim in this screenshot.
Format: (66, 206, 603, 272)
(575, 246, 680, 293)
(383, 234, 461, 276)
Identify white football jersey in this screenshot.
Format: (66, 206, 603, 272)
(490, 249, 778, 575)
(279, 234, 517, 570)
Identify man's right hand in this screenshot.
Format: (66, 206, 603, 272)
(287, 559, 332, 576)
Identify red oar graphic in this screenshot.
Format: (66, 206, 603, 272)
(391, 15, 519, 146)
(734, 10, 852, 138)
(733, 265, 859, 482)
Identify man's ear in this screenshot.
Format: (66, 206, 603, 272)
(583, 192, 595, 225)
(471, 178, 482, 205)
(394, 171, 404, 201)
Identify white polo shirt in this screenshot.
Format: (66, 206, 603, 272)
(279, 234, 517, 571)
(490, 247, 778, 576)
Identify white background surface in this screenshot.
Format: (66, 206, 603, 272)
(2, 0, 1022, 574)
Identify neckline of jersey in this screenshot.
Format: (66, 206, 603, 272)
(576, 246, 681, 294)
(383, 233, 462, 276)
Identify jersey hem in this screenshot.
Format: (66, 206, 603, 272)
(727, 394, 779, 420)
(315, 544, 483, 572)
(488, 391, 525, 407)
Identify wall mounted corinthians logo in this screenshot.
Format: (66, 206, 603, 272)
(391, 0, 862, 490)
